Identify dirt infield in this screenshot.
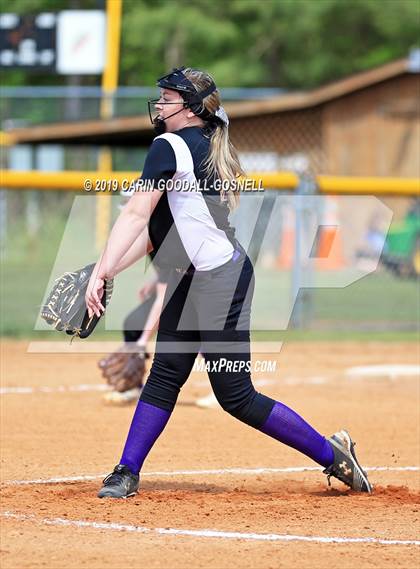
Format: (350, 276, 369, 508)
(1, 340, 419, 569)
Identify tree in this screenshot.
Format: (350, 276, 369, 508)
(3, 0, 419, 89)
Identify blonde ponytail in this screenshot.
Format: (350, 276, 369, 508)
(183, 68, 245, 211)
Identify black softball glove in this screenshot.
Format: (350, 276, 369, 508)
(40, 263, 113, 338)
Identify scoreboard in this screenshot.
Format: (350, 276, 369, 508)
(0, 11, 105, 74)
(0, 12, 56, 70)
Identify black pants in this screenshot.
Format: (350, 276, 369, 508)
(140, 248, 275, 429)
(122, 295, 156, 343)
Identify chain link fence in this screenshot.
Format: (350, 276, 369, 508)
(1, 91, 418, 337)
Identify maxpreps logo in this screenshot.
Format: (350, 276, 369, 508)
(192, 358, 277, 373)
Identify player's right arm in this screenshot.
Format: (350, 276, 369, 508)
(86, 140, 175, 317)
(101, 138, 176, 278)
(113, 227, 153, 276)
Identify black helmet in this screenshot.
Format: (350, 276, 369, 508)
(156, 66, 217, 121)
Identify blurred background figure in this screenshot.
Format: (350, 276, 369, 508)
(355, 210, 389, 272)
(99, 263, 168, 405)
(380, 198, 420, 279)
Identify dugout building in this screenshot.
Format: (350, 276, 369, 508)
(5, 53, 420, 180)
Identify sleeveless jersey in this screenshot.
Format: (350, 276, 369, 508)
(140, 126, 236, 271)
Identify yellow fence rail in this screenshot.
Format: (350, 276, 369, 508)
(1, 169, 419, 195)
(317, 175, 419, 196)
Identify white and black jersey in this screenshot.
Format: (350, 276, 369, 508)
(141, 126, 237, 271)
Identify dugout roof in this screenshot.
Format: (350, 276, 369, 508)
(5, 56, 419, 147)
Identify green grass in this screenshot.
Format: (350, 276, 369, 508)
(311, 272, 419, 324)
(0, 262, 56, 337)
(1, 260, 418, 341)
(1, 202, 418, 340)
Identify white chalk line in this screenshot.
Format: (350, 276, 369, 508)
(0, 378, 354, 395)
(346, 365, 420, 379)
(1, 511, 419, 546)
(0, 379, 279, 395)
(4, 465, 419, 486)
(4, 366, 419, 395)
(0, 384, 108, 395)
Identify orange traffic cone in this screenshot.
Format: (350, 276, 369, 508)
(315, 197, 345, 270)
(277, 204, 295, 269)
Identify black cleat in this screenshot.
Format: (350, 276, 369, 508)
(323, 430, 372, 493)
(97, 464, 139, 498)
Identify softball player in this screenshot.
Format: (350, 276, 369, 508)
(99, 265, 169, 405)
(86, 67, 372, 498)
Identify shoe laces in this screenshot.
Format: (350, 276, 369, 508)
(102, 465, 129, 486)
(323, 464, 337, 487)
(323, 441, 358, 488)
(323, 465, 350, 488)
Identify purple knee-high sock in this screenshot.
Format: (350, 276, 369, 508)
(120, 400, 171, 475)
(259, 401, 334, 467)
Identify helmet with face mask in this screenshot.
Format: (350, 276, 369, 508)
(148, 66, 228, 135)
